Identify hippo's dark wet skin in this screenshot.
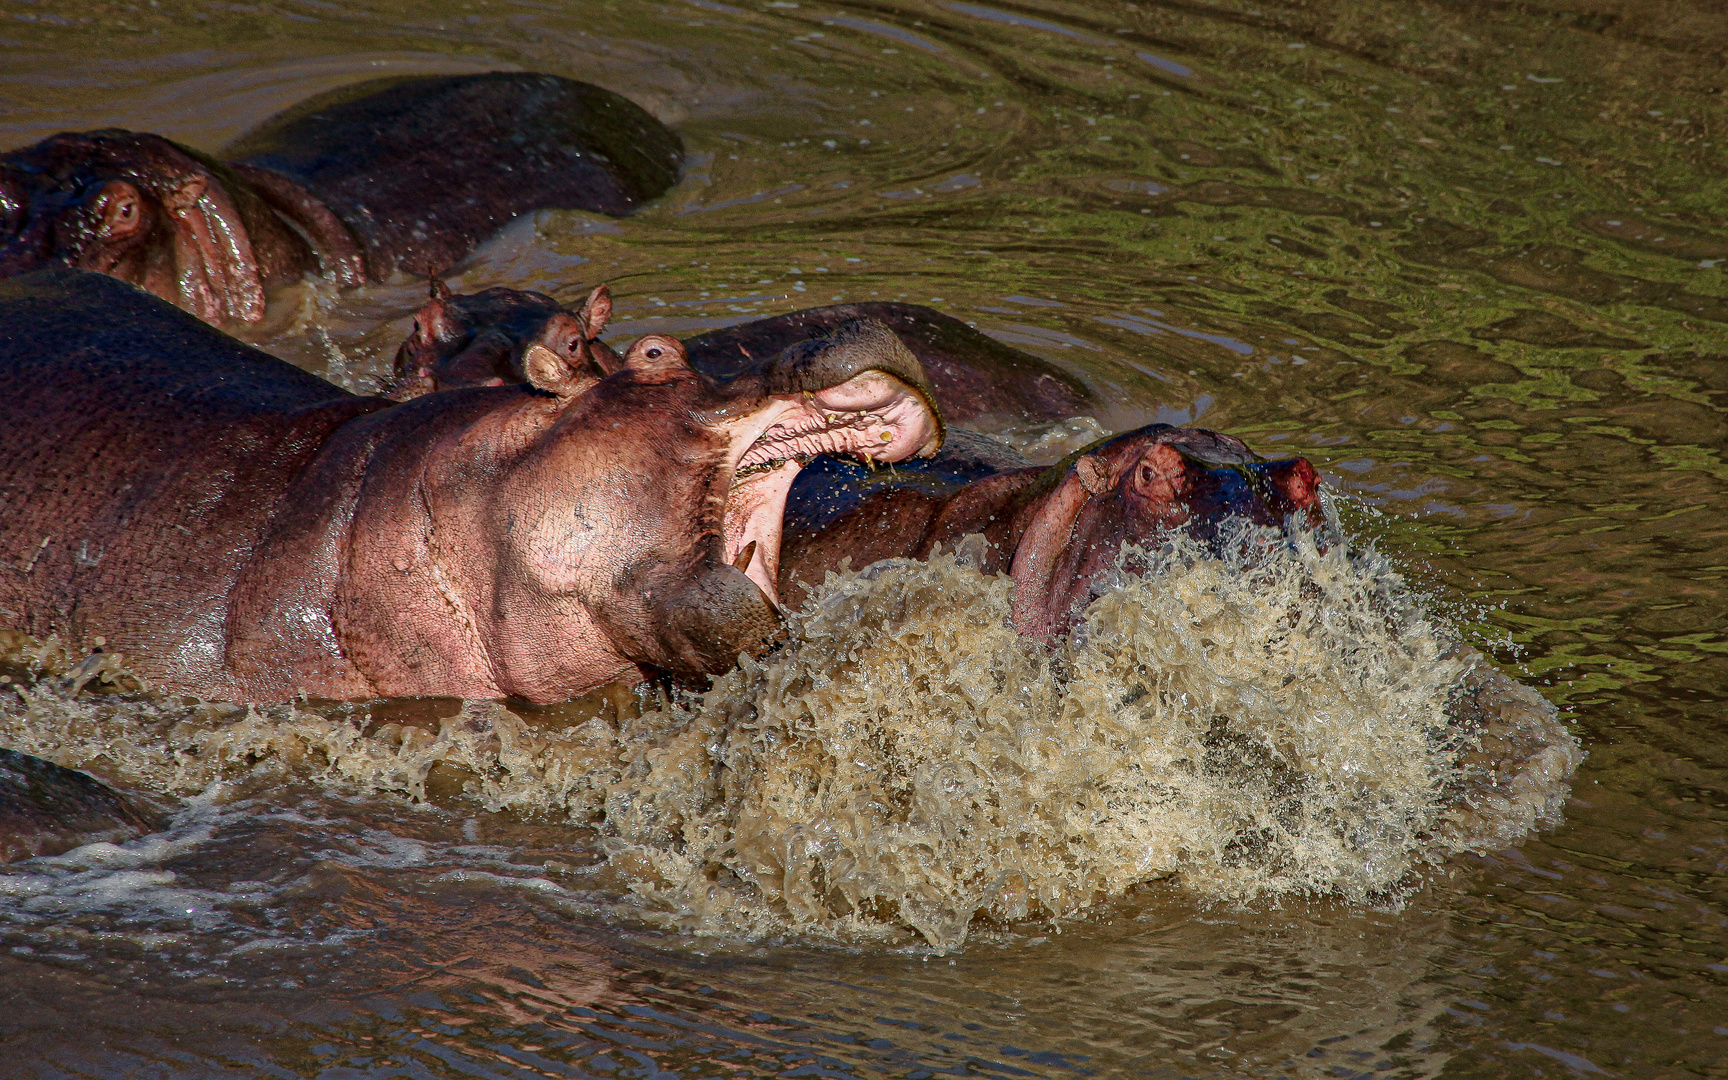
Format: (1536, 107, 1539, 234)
(0, 749, 154, 864)
(779, 425, 1324, 640)
(0, 73, 682, 325)
(0, 270, 939, 703)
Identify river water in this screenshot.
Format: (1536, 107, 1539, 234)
(1, 1, 1725, 1076)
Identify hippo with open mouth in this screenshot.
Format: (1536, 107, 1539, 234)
(0, 269, 939, 702)
(0, 73, 682, 325)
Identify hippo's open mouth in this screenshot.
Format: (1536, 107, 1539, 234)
(722, 369, 941, 608)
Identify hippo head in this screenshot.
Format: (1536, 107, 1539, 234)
(386, 280, 618, 400)
(345, 316, 943, 700)
(1008, 426, 1323, 639)
(0, 131, 266, 323)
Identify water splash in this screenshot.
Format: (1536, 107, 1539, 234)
(0, 531, 1579, 953)
(597, 533, 1579, 949)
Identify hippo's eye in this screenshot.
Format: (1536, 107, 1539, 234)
(645, 346, 664, 359)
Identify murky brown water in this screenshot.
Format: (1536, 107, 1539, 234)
(2, 1, 1726, 1076)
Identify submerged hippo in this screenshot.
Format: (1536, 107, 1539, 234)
(0, 269, 939, 702)
(384, 287, 1093, 424)
(778, 427, 1324, 639)
(0, 73, 682, 325)
(0, 748, 154, 864)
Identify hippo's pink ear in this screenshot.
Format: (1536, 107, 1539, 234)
(524, 327, 608, 399)
(581, 284, 612, 338)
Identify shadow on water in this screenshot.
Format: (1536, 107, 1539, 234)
(3, 0, 1727, 1076)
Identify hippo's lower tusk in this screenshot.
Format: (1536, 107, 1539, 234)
(733, 540, 757, 573)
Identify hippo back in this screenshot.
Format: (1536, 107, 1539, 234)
(225, 73, 684, 279)
(685, 302, 1093, 424)
(0, 269, 385, 688)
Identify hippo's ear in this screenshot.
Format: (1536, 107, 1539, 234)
(621, 334, 690, 379)
(580, 284, 612, 339)
(521, 310, 607, 398)
(163, 173, 266, 324)
(410, 285, 461, 344)
(1075, 453, 1111, 496)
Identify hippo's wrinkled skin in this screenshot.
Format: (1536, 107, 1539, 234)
(778, 425, 1324, 639)
(386, 289, 1092, 424)
(0, 73, 682, 325)
(0, 748, 153, 864)
(0, 270, 940, 703)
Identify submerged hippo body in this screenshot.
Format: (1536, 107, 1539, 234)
(386, 289, 1092, 424)
(0, 749, 154, 864)
(0, 73, 682, 324)
(778, 425, 1325, 639)
(0, 270, 939, 702)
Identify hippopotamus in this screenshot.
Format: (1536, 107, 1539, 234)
(0, 748, 154, 864)
(371, 284, 1327, 641)
(0, 73, 682, 325)
(383, 288, 1094, 424)
(0, 269, 939, 703)
(386, 279, 619, 401)
(777, 427, 1324, 639)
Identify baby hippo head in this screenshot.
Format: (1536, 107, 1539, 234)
(386, 281, 617, 400)
(1008, 425, 1324, 640)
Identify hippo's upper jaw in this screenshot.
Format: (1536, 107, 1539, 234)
(718, 345, 942, 609)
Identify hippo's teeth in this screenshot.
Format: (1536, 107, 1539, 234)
(732, 453, 814, 482)
(735, 407, 905, 474)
